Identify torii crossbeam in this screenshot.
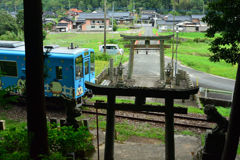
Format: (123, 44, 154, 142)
(120, 34, 174, 81)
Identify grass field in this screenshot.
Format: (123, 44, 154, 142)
(152, 28, 237, 79)
(152, 28, 220, 39)
(43, 29, 237, 79)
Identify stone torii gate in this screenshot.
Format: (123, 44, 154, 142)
(85, 81, 199, 160)
(120, 34, 174, 81)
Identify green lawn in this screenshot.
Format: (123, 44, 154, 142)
(164, 52, 237, 79)
(153, 28, 220, 39)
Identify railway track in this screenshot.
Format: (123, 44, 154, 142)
(82, 104, 213, 130)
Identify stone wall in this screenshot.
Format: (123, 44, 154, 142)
(95, 67, 107, 84)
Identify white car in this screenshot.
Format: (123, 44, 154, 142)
(99, 44, 124, 55)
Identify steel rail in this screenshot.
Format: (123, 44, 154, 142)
(82, 104, 207, 121)
(82, 110, 212, 130)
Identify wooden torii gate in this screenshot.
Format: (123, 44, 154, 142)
(85, 81, 199, 160)
(120, 34, 174, 81)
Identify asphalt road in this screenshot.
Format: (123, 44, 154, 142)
(123, 26, 235, 101)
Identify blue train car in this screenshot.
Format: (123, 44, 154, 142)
(0, 41, 95, 106)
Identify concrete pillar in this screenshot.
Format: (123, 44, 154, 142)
(83, 119, 90, 131)
(0, 120, 6, 131)
(50, 117, 58, 128)
(109, 58, 113, 82)
(127, 40, 135, 79)
(60, 118, 66, 127)
(160, 40, 165, 81)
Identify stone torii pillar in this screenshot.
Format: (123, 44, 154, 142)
(128, 40, 135, 79)
(120, 34, 174, 81)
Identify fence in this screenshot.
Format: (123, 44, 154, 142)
(44, 83, 73, 97)
(199, 87, 233, 101)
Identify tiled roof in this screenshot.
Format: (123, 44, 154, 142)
(59, 16, 74, 22)
(157, 20, 177, 25)
(107, 12, 131, 17)
(76, 13, 109, 20)
(191, 15, 205, 19)
(166, 16, 192, 22)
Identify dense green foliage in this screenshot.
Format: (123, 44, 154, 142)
(202, 0, 240, 65)
(2, 0, 213, 14)
(0, 71, 19, 109)
(0, 10, 18, 36)
(0, 125, 94, 159)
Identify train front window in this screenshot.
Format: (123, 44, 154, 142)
(90, 51, 95, 73)
(75, 55, 83, 79)
(56, 66, 62, 80)
(0, 61, 17, 77)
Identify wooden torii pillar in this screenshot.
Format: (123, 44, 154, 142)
(120, 34, 174, 81)
(85, 81, 199, 160)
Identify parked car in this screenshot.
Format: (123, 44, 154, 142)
(99, 44, 124, 55)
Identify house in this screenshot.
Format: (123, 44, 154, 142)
(94, 9, 104, 14)
(141, 10, 156, 15)
(157, 15, 208, 32)
(137, 10, 160, 24)
(43, 11, 58, 18)
(65, 8, 83, 16)
(42, 18, 57, 30)
(56, 17, 74, 32)
(157, 15, 194, 31)
(107, 11, 134, 24)
(137, 14, 152, 24)
(75, 13, 110, 31)
(191, 15, 208, 31)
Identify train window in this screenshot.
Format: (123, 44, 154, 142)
(84, 52, 88, 56)
(85, 61, 89, 75)
(75, 55, 83, 79)
(56, 66, 62, 80)
(90, 51, 95, 73)
(0, 61, 17, 77)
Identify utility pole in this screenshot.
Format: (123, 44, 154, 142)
(112, 2, 114, 38)
(203, 4, 204, 15)
(15, 3, 17, 12)
(104, 0, 106, 53)
(171, 0, 175, 77)
(68, 1, 71, 17)
(133, 1, 135, 25)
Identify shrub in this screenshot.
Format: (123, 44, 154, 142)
(48, 125, 95, 157)
(95, 52, 113, 61)
(167, 38, 182, 44)
(193, 37, 200, 43)
(0, 31, 24, 41)
(43, 30, 47, 40)
(0, 125, 95, 159)
(113, 24, 118, 31)
(107, 39, 118, 44)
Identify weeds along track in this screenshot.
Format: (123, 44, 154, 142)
(82, 104, 213, 130)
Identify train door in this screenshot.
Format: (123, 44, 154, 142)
(83, 58, 90, 83)
(90, 51, 95, 83)
(75, 55, 84, 98)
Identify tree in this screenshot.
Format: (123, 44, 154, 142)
(24, 0, 49, 159)
(202, 0, 240, 159)
(78, 1, 86, 11)
(0, 10, 18, 36)
(16, 9, 24, 31)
